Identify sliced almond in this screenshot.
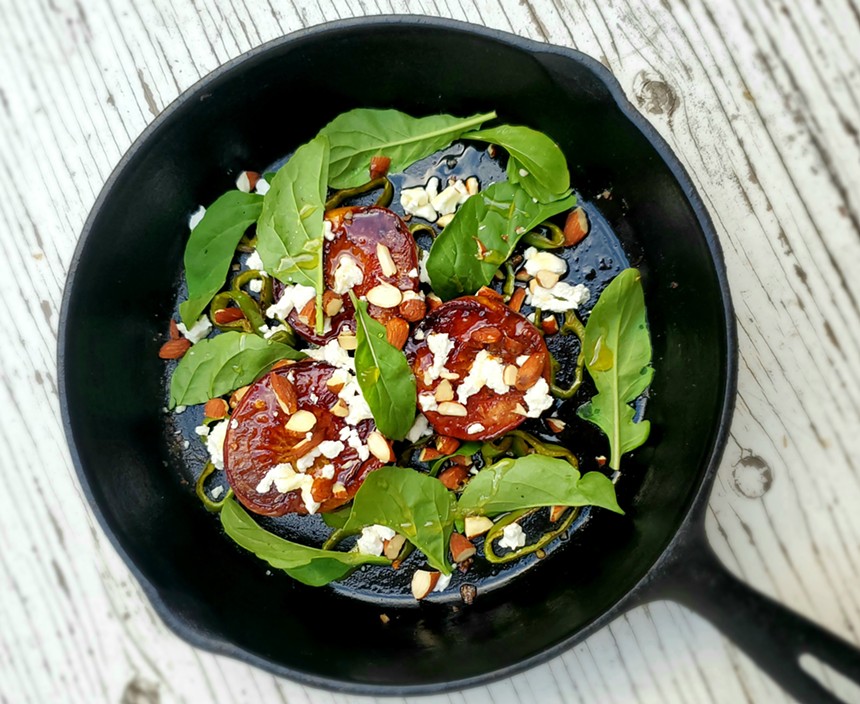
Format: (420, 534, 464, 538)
(450, 533, 477, 563)
(271, 359, 295, 370)
(366, 282, 403, 309)
(169, 319, 180, 340)
(383, 533, 406, 560)
(435, 434, 460, 455)
(270, 373, 298, 415)
(438, 465, 469, 490)
(546, 417, 566, 434)
(437, 401, 468, 417)
(285, 409, 317, 433)
(536, 270, 560, 288)
(330, 399, 349, 417)
(434, 379, 454, 403)
(464, 516, 494, 539)
(326, 376, 345, 394)
(332, 481, 347, 498)
(515, 354, 544, 391)
(471, 326, 501, 344)
(541, 315, 560, 335)
(513, 403, 528, 416)
(411, 570, 440, 600)
(549, 505, 567, 523)
(563, 207, 589, 245)
(508, 287, 526, 312)
(476, 286, 504, 302)
(436, 213, 454, 228)
(440, 370, 460, 380)
(418, 447, 443, 462)
(515, 269, 532, 282)
(426, 293, 443, 312)
(158, 338, 191, 359)
(297, 298, 316, 327)
(203, 398, 229, 419)
(337, 330, 358, 350)
(323, 290, 343, 317)
(503, 364, 518, 386)
(385, 317, 409, 350)
(229, 385, 250, 408)
(465, 176, 479, 196)
(367, 431, 393, 463)
(399, 297, 426, 322)
(376, 243, 398, 277)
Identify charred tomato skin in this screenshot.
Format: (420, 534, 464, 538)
(286, 206, 420, 344)
(223, 359, 382, 516)
(406, 291, 551, 440)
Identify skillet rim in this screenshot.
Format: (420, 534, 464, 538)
(57, 14, 738, 695)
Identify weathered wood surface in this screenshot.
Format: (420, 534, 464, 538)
(1, 0, 859, 702)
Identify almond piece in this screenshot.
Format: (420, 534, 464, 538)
(476, 286, 504, 302)
(508, 287, 526, 312)
(158, 338, 191, 359)
(503, 364, 518, 386)
(535, 270, 560, 288)
(596, 455, 607, 467)
(337, 330, 358, 350)
(546, 417, 566, 434)
(298, 298, 316, 327)
(549, 505, 567, 523)
(418, 447, 443, 462)
(366, 282, 403, 309)
(464, 516, 494, 539)
(376, 242, 398, 277)
(411, 570, 440, 600)
(437, 401, 468, 417)
(285, 409, 316, 433)
(203, 398, 229, 418)
(541, 315, 560, 335)
(448, 454, 471, 467)
(515, 268, 532, 282)
(323, 290, 343, 317)
(435, 434, 460, 455)
(271, 359, 295, 370)
(330, 399, 349, 418)
(450, 533, 477, 563)
(563, 207, 589, 245)
(471, 326, 501, 344)
(383, 533, 406, 560)
(169, 319, 180, 340)
(326, 376, 345, 394)
(367, 431, 393, 463)
(512, 403, 528, 416)
(213, 308, 245, 325)
(439, 371, 460, 380)
(436, 213, 454, 228)
(369, 155, 391, 180)
(270, 373, 298, 415)
(385, 317, 409, 350)
(515, 354, 544, 391)
(230, 385, 250, 408)
(439, 465, 469, 490)
(235, 170, 261, 192)
(332, 481, 347, 498)
(399, 297, 426, 322)
(465, 176, 479, 195)
(434, 379, 454, 403)
(426, 293, 443, 312)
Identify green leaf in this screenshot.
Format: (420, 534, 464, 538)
(343, 467, 456, 574)
(220, 499, 388, 587)
(350, 293, 417, 440)
(426, 181, 575, 300)
(429, 441, 482, 476)
(179, 191, 264, 327)
(577, 268, 653, 470)
(321, 507, 351, 530)
(256, 135, 329, 333)
(319, 108, 496, 189)
(169, 332, 304, 408)
(465, 125, 571, 203)
(457, 454, 622, 517)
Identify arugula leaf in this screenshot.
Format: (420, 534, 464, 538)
(577, 268, 653, 470)
(319, 108, 496, 189)
(220, 499, 388, 587)
(426, 181, 575, 300)
(465, 125, 571, 203)
(169, 332, 304, 407)
(343, 467, 455, 574)
(350, 293, 417, 440)
(457, 454, 622, 517)
(179, 191, 263, 327)
(256, 135, 329, 333)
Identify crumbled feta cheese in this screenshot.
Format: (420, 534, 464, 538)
(466, 423, 485, 435)
(319, 440, 345, 459)
(407, 268, 419, 278)
(266, 283, 317, 320)
(523, 377, 554, 418)
(526, 281, 590, 312)
(255, 463, 319, 513)
(434, 573, 452, 592)
(406, 413, 433, 442)
(518, 168, 529, 178)
(418, 248, 432, 285)
(320, 464, 335, 479)
(523, 247, 567, 276)
(426, 332, 455, 381)
(425, 177, 440, 199)
(210, 485, 224, 499)
(332, 254, 364, 295)
(194, 425, 210, 437)
(457, 350, 509, 404)
(296, 444, 323, 473)
(430, 180, 470, 215)
(249, 278, 263, 293)
(400, 186, 438, 221)
(414, 329, 425, 340)
(255, 178, 270, 195)
(355, 524, 396, 556)
(305, 339, 354, 371)
(418, 392, 439, 413)
(177, 316, 212, 344)
(206, 419, 229, 470)
(230, 418, 238, 429)
(246, 249, 267, 276)
(499, 522, 526, 550)
(174, 405, 186, 414)
(259, 323, 289, 339)
(188, 205, 205, 230)
(340, 379, 374, 426)
(323, 220, 335, 241)
(345, 429, 370, 461)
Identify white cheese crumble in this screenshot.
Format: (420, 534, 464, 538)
(323, 220, 335, 241)
(177, 316, 212, 344)
(249, 278, 263, 293)
(174, 405, 186, 414)
(255, 177, 270, 195)
(426, 332, 455, 381)
(206, 419, 229, 470)
(457, 350, 509, 404)
(406, 413, 433, 442)
(418, 392, 439, 413)
(246, 249, 267, 275)
(318, 440, 345, 459)
(305, 339, 353, 370)
(434, 573, 452, 592)
(526, 281, 590, 312)
(418, 248, 432, 285)
(345, 429, 370, 461)
(320, 464, 335, 479)
(355, 524, 396, 556)
(266, 283, 316, 320)
(430, 180, 470, 215)
(210, 485, 224, 499)
(518, 168, 529, 178)
(332, 254, 364, 295)
(400, 185, 438, 222)
(188, 205, 206, 230)
(498, 522, 526, 550)
(194, 425, 210, 437)
(255, 463, 319, 514)
(523, 377, 554, 418)
(259, 323, 289, 339)
(523, 247, 567, 276)
(466, 422, 485, 435)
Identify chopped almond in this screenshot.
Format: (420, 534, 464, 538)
(271, 359, 295, 370)
(515, 354, 543, 391)
(426, 293, 443, 312)
(337, 330, 357, 350)
(434, 379, 455, 403)
(367, 431, 394, 463)
(330, 399, 349, 417)
(546, 417, 566, 433)
(503, 364, 518, 386)
(411, 570, 440, 600)
(437, 401, 468, 417)
(270, 373, 298, 415)
(213, 308, 245, 325)
(326, 376, 345, 394)
(471, 326, 501, 344)
(383, 534, 406, 560)
(563, 207, 589, 245)
(369, 155, 391, 180)
(450, 533, 477, 563)
(476, 286, 504, 301)
(435, 435, 460, 455)
(541, 315, 560, 335)
(158, 338, 190, 359)
(376, 243, 398, 277)
(438, 465, 470, 490)
(203, 398, 229, 419)
(285, 409, 316, 433)
(385, 317, 409, 350)
(508, 286, 526, 312)
(297, 298, 316, 327)
(549, 505, 567, 523)
(399, 297, 426, 322)
(323, 290, 343, 317)
(169, 319, 180, 340)
(229, 385, 250, 408)
(418, 447, 442, 462)
(535, 270, 560, 288)
(464, 516, 494, 539)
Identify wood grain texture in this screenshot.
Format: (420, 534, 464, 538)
(1, 0, 859, 702)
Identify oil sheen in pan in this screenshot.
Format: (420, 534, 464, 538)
(161, 144, 641, 606)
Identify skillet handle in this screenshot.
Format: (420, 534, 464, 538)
(646, 523, 860, 704)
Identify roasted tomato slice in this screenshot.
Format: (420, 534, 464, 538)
(287, 206, 421, 344)
(406, 290, 552, 440)
(224, 359, 384, 516)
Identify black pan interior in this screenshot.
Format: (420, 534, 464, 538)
(60, 19, 732, 692)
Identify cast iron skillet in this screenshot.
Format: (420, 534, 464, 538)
(58, 16, 860, 701)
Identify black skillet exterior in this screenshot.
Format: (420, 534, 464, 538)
(58, 16, 859, 700)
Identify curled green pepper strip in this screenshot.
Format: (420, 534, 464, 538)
(209, 290, 267, 335)
(409, 223, 438, 239)
(484, 507, 579, 564)
(210, 292, 251, 333)
(561, 309, 586, 340)
(325, 176, 393, 210)
(195, 461, 234, 513)
(505, 429, 579, 469)
(481, 435, 513, 462)
(522, 221, 565, 249)
(550, 309, 587, 399)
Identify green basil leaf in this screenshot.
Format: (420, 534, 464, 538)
(169, 331, 304, 407)
(465, 125, 571, 202)
(577, 268, 653, 470)
(220, 499, 388, 587)
(350, 293, 417, 440)
(319, 108, 496, 189)
(178, 191, 264, 327)
(429, 441, 482, 476)
(321, 507, 351, 530)
(256, 135, 329, 333)
(457, 454, 622, 517)
(426, 182, 576, 300)
(343, 467, 455, 574)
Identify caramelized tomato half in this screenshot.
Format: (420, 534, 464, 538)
(407, 291, 551, 441)
(224, 359, 383, 516)
(288, 206, 420, 344)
